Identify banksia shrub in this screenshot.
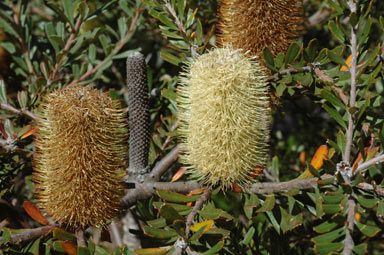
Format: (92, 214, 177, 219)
(217, 0, 303, 57)
(177, 47, 270, 189)
(33, 85, 127, 228)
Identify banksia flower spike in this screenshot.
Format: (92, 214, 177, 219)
(178, 47, 270, 189)
(33, 85, 127, 228)
(217, 0, 303, 57)
(126, 52, 150, 173)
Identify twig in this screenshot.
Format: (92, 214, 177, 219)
(344, 1, 358, 165)
(164, 1, 186, 35)
(354, 153, 384, 176)
(146, 146, 180, 181)
(267, 66, 312, 81)
(344, 198, 355, 255)
(0, 102, 43, 122)
(109, 222, 122, 247)
(0, 225, 58, 244)
(68, 9, 142, 86)
(343, 2, 358, 254)
(49, 14, 84, 81)
(123, 181, 201, 208)
(357, 182, 384, 196)
(75, 228, 86, 247)
(245, 175, 330, 194)
(308, 8, 331, 27)
(185, 188, 211, 239)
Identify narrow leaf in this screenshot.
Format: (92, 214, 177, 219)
(23, 201, 49, 226)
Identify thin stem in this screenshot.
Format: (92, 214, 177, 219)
(344, 1, 358, 164)
(0, 225, 58, 244)
(185, 189, 211, 239)
(146, 146, 180, 181)
(267, 66, 312, 81)
(109, 221, 123, 247)
(354, 153, 384, 175)
(49, 14, 84, 81)
(0, 102, 43, 122)
(68, 9, 142, 86)
(344, 198, 356, 255)
(75, 228, 86, 247)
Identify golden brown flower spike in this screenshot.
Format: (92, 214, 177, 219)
(33, 85, 127, 228)
(177, 47, 270, 189)
(217, 0, 303, 57)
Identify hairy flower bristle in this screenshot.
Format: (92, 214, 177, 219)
(177, 47, 270, 189)
(33, 85, 127, 228)
(217, 0, 303, 57)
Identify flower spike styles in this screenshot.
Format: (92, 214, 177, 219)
(177, 47, 270, 189)
(33, 85, 127, 228)
(217, 0, 303, 57)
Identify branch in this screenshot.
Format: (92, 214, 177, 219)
(123, 181, 201, 208)
(164, 1, 186, 35)
(146, 146, 180, 181)
(0, 102, 43, 122)
(267, 66, 312, 81)
(357, 182, 384, 196)
(308, 8, 331, 27)
(49, 14, 84, 81)
(185, 188, 211, 239)
(245, 175, 330, 194)
(344, 1, 358, 165)
(68, 9, 141, 86)
(75, 228, 86, 247)
(354, 153, 384, 176)
(109, 221, 122, 247)
(0, 225, 58, 244)
(344, 198, 355, 255)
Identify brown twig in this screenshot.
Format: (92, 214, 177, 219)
(267, 66, 312, 81)
(75, 228, 86, 247)
(68, 9, 142, 86)
(123, 181, 201, 208)
(0, 102, 43, 122)
(344, 198, 356, 255)
(308, 8, 331, 27)
(357, 182, 384, 196)
(0, 225, 58, 244)
(109, 221, 123, 247)
(185, 188, 211, 239)
(49, 14, 84, 81)
(164, 1, 187, 35)
(354, 153, 384, 176)
(146, 145, 180, 181)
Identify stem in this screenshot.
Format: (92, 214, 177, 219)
(75, 228, 86, 247)
(185, 189, 211, 239)
(0, 102, 43, 122)
(0, 225, 58, 244)
(68, 9, 141, 86)
(354, 153, 384, 175)
(344, 198, 356, 255)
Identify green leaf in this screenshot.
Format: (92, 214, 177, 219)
(327, 50, 347, 67)
(177, 0, 186, 20)
(143, 226, 178, 239)
(0, 80, 7, 103)
(327, 0, 343, 15)
(203, 240, 224, 255)
(156, 190, 199, 203)
(199, 203, 234, 221)
(322, 204, 342, 214)
(320, 89, 346, 110)
(159, 204, 184, 224)
(134, 247, 170, 255)
(285, 43, 300, 64)
(312, 227, 345, 244)
(350, 12, 358, 27)
(328, 20, 344, 43)
(62, 0, 74, 26)
(77, 247, 90, 255)
(314, 242, 344, 254)
(323, 104, 347, 129)
(355, 196, 377, 209)
(377, 201, 384, 217)
(314, 221, 339, 234)
(263, 47, 274, 67)
(353, 243, 367, 255)
(52, 229, 76, 241)
(147, 218, 167, 229)
(149, 9, 178, 31)
(356, 222, 381, 237)
(380, 16, 384, 31)
(257, 193, 275, 213)
(160, 49, 181, 66)
(241, 227, 255, 245)
(305, 39, 319, 63)
(1, 227, 11, 244)
(161, 88, 177, 101)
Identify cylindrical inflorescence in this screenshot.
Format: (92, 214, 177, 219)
(217, 0, 303, 57)
(126, 53, 150, 172)
(33, 84, 127, 228)
(177, 47, 271, 189)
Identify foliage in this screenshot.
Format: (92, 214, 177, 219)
(0, 0, 384, 254)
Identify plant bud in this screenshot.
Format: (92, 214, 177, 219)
(33, 85, 127, 228)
